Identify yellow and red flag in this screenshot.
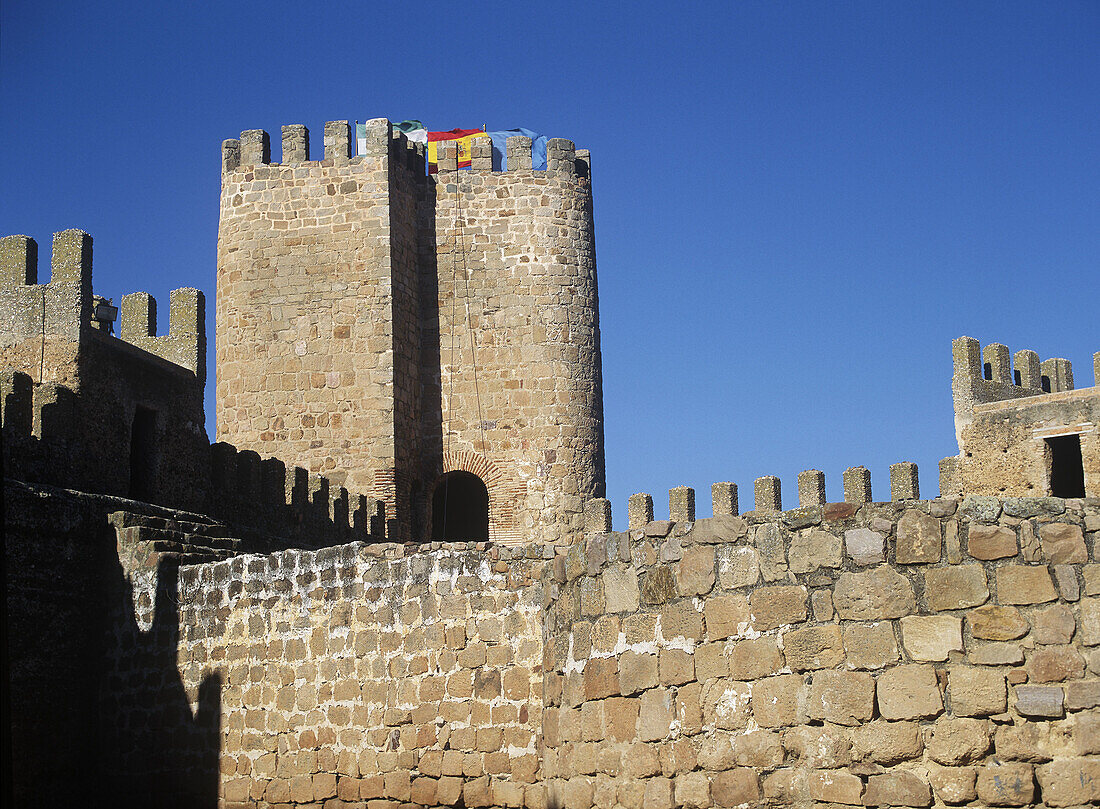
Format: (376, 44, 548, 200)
(427, 128, 487, 173)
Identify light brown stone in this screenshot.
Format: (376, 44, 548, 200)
(728, 636, 783, 680)
(710, 768, 760, 807)
(637, 688, 673, 741)
(924, 565, 989, 611)
(782, 624, 845, 671)
(808, 669, 875, 726)
(863, 770, 932, 807)
(618, 651, 658, 695)
(926, 717, 991, 765)
(968, 604, 1029, 640)
(850, 720, 923, 764)
(833, 566, 916, 620)
(877, 664, 943, 720)
(673, 772, 710, 809)
(928, 764, 977, 804)
(660, 600, 704, 641)
(701, 679, 752, 730)
(843, 621, 900, 669)
(1025, 645, 1085, 682)
(1036, 758, 1100, 807)
(976, 761, 1034, 806)
(788, 529, 843, 573)
(1038, 522, 1088, 564)
(658, 648, 694, 685)
(752, 674, 808, 728)
(897, 508, 942, 563)
(808, 768, 863, 804)
(967, 525, 1018, 560)
(900, 614, 963, 661)
(1032, 603, 1075, 644)
(996, 565, 1057, 604)
(676, 545, 715, 596)
(749, 585, 808, 630)
(703, 593, 750, 640)
(782, 723, 852, 768)
(717, 545, 760, 589)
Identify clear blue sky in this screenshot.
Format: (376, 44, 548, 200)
(3, 1, 1097, 528)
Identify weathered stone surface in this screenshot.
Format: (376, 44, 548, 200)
(976, 761, 1034, 806)
(602, 566, 640, 613)
(1053, 563, 1080, 600)
(687, 514, 748, 544)
(897, 509, 942, 563)
(1064, 678, 1100, 710)
(900, 615, 963, 661)
(833, 566, 916, 620)
(618, 651, 658, 695)
(959, 495, 1002, 523)
(1038, 522, 1088, 564)
(789, 528, 843, 573)
(926, 717, 991, 765)
(754, 523, 789, 581)
(640, 565, 678, 604)
(996, 565, 1057, 604)
(1036, 758, 1100, 806)
(704, 593, 751, 640)
(1002, 496, 1065, 518)
(1032, 603, 1075, 644)
(807, 768, 863, 804)
(637, 688, 673, 741)
(782, 624, 845, 671)
(660, 600, 704, 641)
(676, 545, 715, 597)
(1082, 597, 1100, 646)
(843, 621, 900, 669)
(1025, 645, 1085, 682)
(695, 641, 731, 681)
(783, 723, 852, 768)
(949, 666, 1007, 716)
(808, 670, 875, 726)
(863, 770, 932, 807)
(701, 679, 752, 730)
(967, 525, 1018, 560)
(924, 565, 989, 611)
(673, 771, 710, 808)
(928, 763, 977, 804)
(716, 545, 759, 589)
(850, 720, 923, 765)
(709, 768, 760, 808)
(968, 642, 1025, 665)
(749, 585, 808, 630)
(752, 674, 808, 728)
(844, 527, 885, 565)
(729, 636, 783, 680)
(659, 648, 694, 686)
(1014, 684, 1065, 718)
(968, 604, 1029, 640)
(877, 664, 943, 720)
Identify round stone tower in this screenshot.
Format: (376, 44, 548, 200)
(215, 118, 604, 544)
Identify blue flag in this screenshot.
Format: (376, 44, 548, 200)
(484, 128, 548, 171)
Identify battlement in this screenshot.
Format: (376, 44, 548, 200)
(221, 119, 590, 178)
(952, 335, 1096, 406)
(583, 460, 927, 535)
(0, 230, 205, 382)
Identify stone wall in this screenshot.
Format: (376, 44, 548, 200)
(544, 495, 1100, 808)
(124, 536, 551, 808)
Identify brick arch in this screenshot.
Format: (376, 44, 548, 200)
(438, 450, 525, 545)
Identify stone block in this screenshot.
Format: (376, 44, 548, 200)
(949, 666, 1007, 716)
(844, 527, 885, 565)
(672, 772, 710, 809)
(733, 730, 785, 769)
(762, 767, 811, 804)
(640, 565, 677, 604)
(1082, 597, 1100, 645)
(710, 768, 760, 808)
(900, 614, 963, 661)
(833, 566, 916, 620)
(897, 509, 942, 563)
(928, 763, 977, 804)
(811, 588, 834, 620)
(583, 657, 619, 701)
(976, 762, 1034, 806)
(637, 688, 673, 741)
(850, 720, 923, 765)
(864, 770, 933, 807)
(618, 651, 658, 695)
(788, 529, 842, 573)
(729, 636, 783, 679)
(603, 697, 639, 742)
(1039, 522, 1088, 564)
(1025, 645, 1085, 682)
(967, 525, 1018, 560)
(694, 641, 732, 681)
(808, 669, 875, 726)
(968, 642, 1024, 665)
(704, 592, 751, 640)
(996, 565, 1057, 605)
(926, 716, 991, 765)
(752, 674, 808, 728)
(658, 648, 694, 686)
(675, 681, 703, 735)
(924, 565, 989, 611)
(701, 678, 752, 730)
(660, 600, 704, 641)
(1014, 684, 1065, 718)
(843, 621, 900, 669)
(716, 544, 760, 589)
(675, 545, 715, 596)
(968, 604, 1029, 640)
(782, 624, 845, 670)
(749, 585, 808, 630)
(807, 768, 863, 804)
(643, 777, 672, 809)
(877, 664, 943, 720)
(1064, 678, 1100, 710)
(1031, 603, 1075, 644)
(1037, 758, 1100, 807)
(602, 566, 640, 613)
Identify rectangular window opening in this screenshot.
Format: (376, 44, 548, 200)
(129, 406, 158, 501)
(1047, 434, 1085, 498)
(983, 361, 992, 380)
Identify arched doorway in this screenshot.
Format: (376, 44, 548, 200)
(431, 471, 489, 541)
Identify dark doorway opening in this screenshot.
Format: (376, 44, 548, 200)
(129, 406, 158, 501)
(432, 471, 489, 540)
(1047, 434, 1085, 498)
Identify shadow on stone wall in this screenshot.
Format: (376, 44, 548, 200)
(3, 481, 222, 808)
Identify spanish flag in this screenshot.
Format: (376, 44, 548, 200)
(427, 128, 488, 173)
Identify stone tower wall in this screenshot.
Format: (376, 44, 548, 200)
(216, 122, 428, 532)
(428, 138, 604, 545)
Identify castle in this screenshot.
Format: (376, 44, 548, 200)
(2, 118, 1098, 809)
